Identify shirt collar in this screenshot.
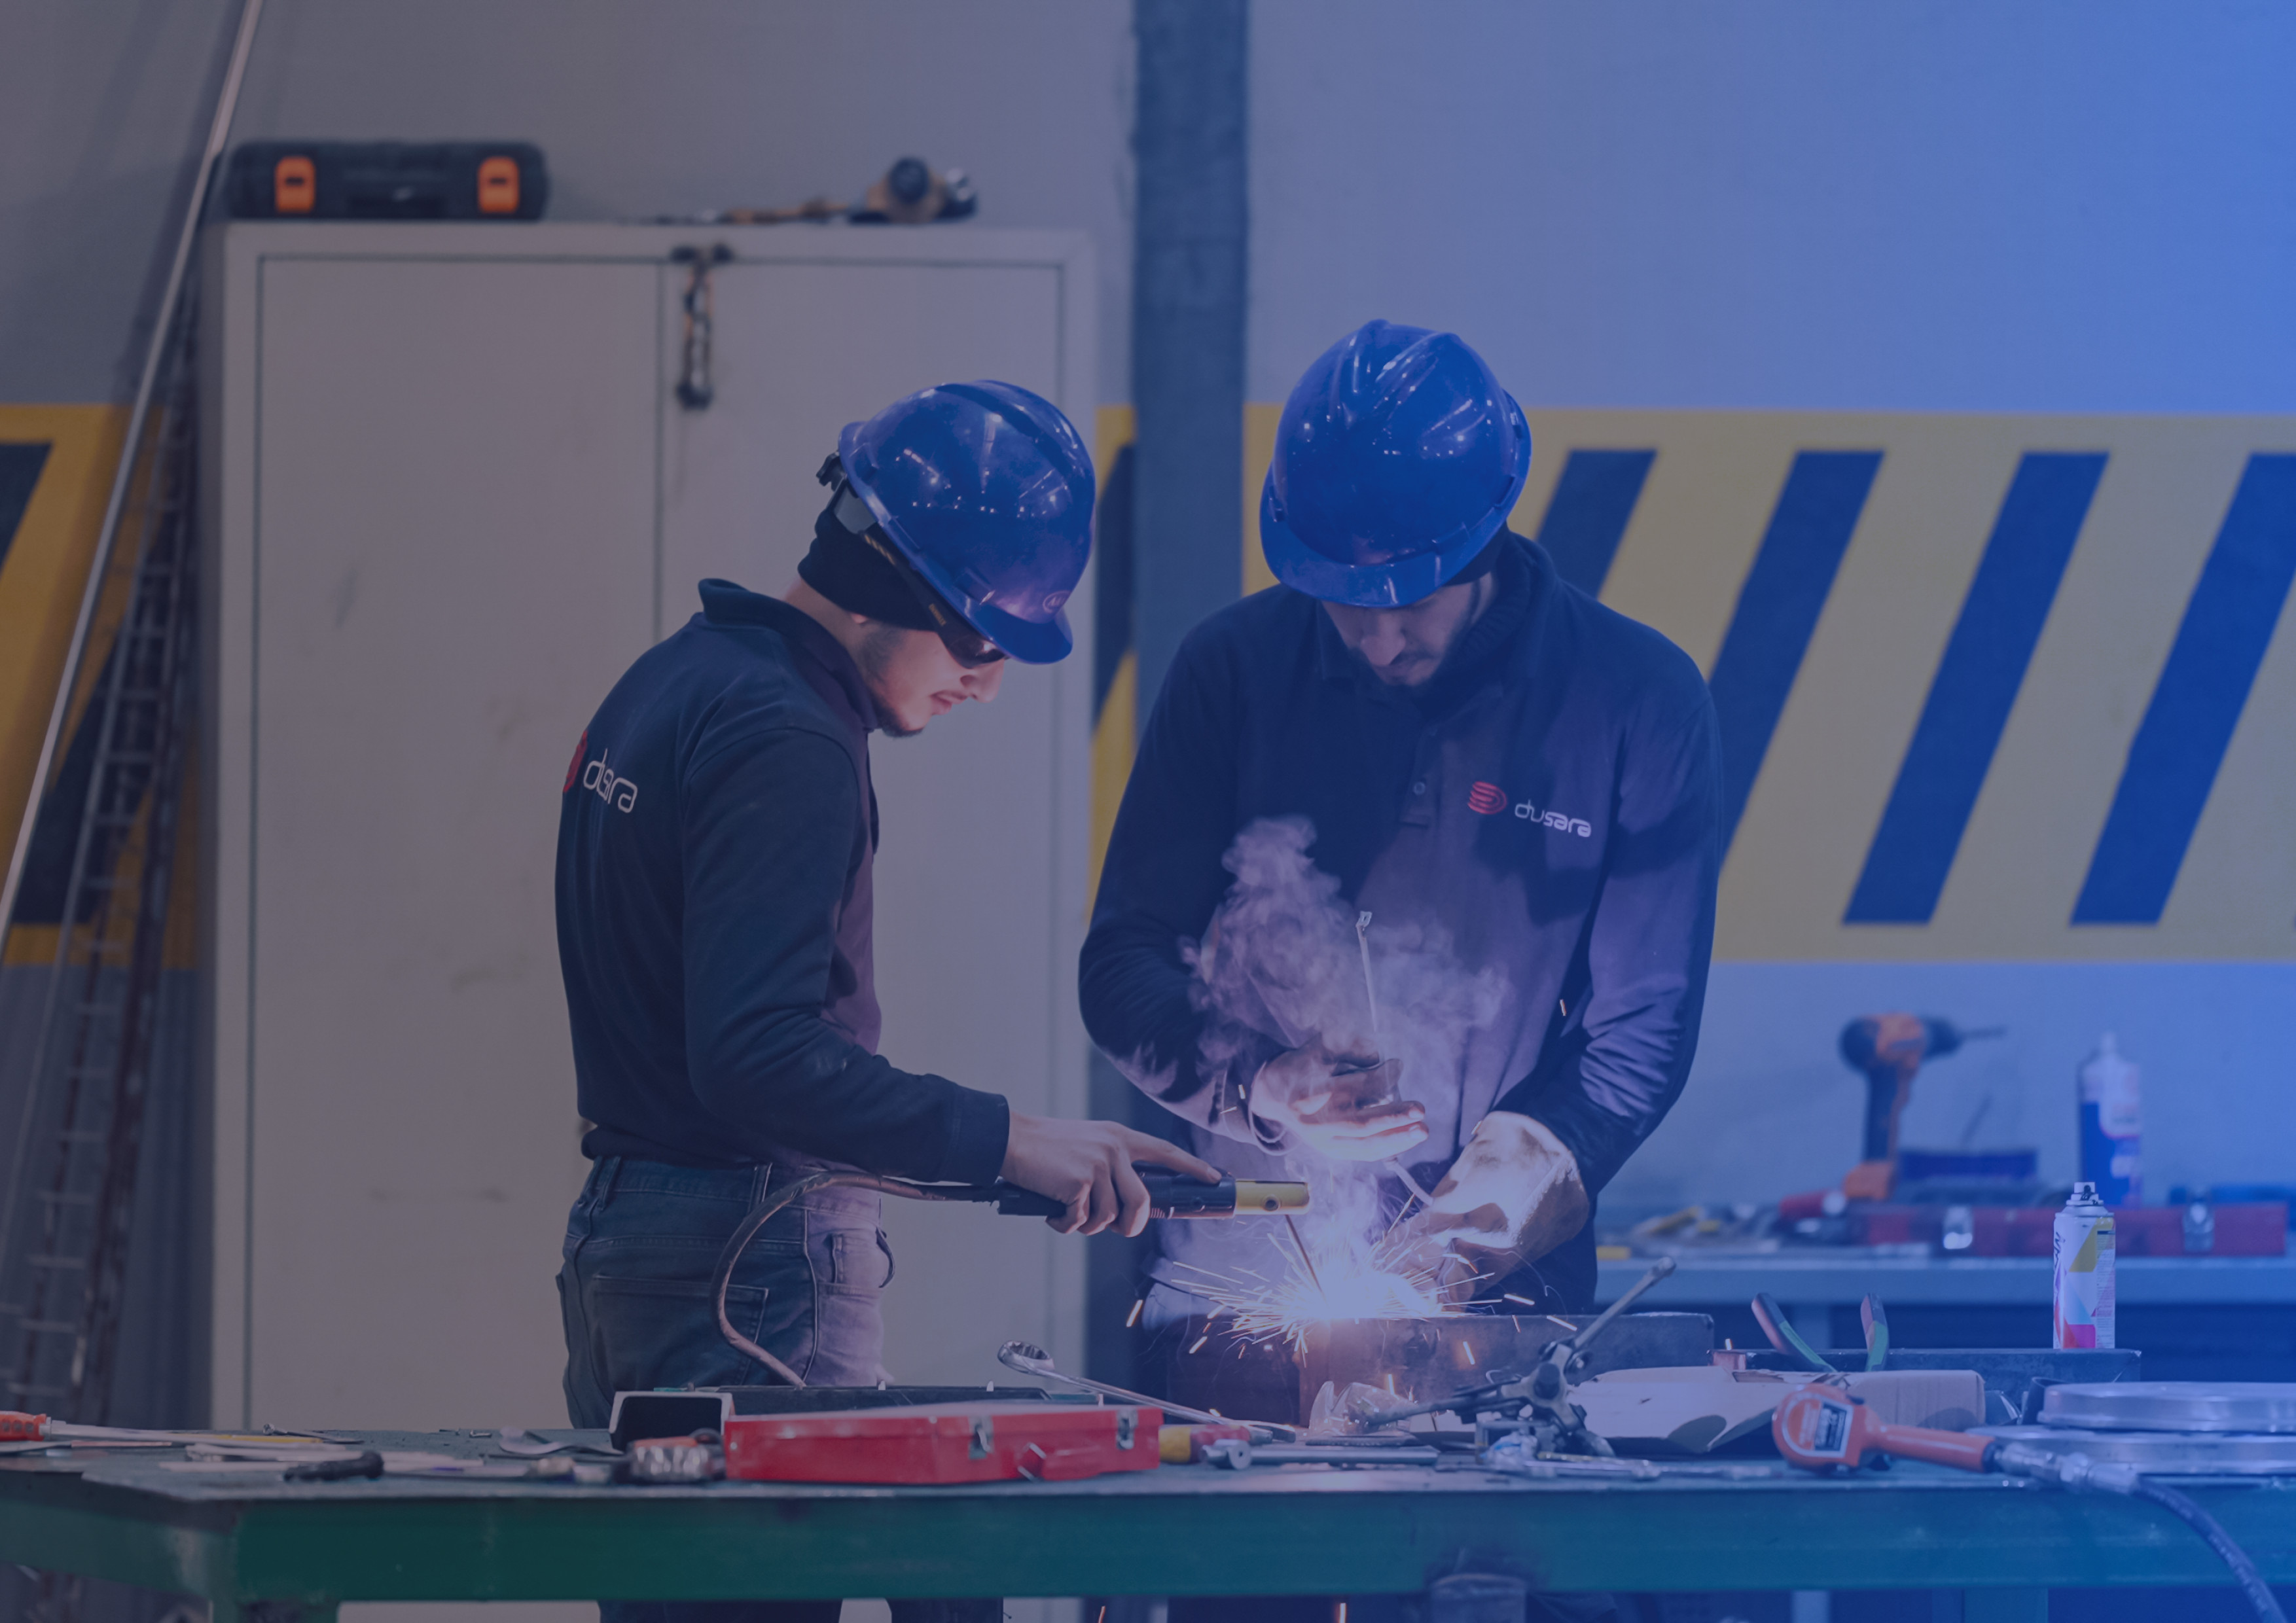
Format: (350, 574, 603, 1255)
(698, 579, 881, 732)
(1306, 531, 1543, 714)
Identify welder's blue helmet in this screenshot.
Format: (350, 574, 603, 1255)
(838, 380, 1095, 664)
(1259, 321, 1532, 608)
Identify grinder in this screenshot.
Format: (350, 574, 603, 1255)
(944, 1165, 1309, 1220)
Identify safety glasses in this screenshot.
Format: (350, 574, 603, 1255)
(856, 526, 1007, 668)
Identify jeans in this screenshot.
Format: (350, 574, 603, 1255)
(558, 1156, 996, 1623)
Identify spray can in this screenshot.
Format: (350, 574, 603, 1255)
(2077, 1033, 2143, 1207)
(2053, 1181, 2117, 1349)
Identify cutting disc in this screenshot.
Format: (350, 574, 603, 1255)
(1975, 1425, 2296, 1475)
(2039, 1382, 2296, 1435)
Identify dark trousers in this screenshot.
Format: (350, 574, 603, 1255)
(559, 1156, 997, 1623)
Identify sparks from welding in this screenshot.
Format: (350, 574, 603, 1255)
(1170, 1225, 1471, 1349)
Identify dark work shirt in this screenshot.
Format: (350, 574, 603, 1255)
(557, 580, 1009, 1184)
(1079, 535, 1721, 1308)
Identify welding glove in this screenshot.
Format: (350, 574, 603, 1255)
(1395, 1111, 1587, 1306)
(1246, 1041, 1428, 1162)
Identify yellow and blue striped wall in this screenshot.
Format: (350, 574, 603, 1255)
(0, 405, 196, 970)
(1096, 406, 2296, 964)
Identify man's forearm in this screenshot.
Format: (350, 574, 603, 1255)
(692, 1022, 1011, 1185)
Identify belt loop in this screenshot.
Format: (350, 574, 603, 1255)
(597, 1155, 623, 1207)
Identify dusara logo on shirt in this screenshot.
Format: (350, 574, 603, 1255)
(1468, 779, 1591, 838)
(577, 745, 639, 813)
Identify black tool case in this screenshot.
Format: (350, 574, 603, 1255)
(607, 1385, 1056, 1449)
(224, 141, 549, 221)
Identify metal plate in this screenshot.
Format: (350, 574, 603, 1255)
(1299, 1312, 1715, 1418)
(1161, 1311, 1716, 1427)
(2041, 1382, 2296, 1434)
(1975, 1425, 2296, 1474)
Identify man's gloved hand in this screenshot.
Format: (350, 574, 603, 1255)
(1392, 1111, 1587, 1304)
(1247, 1041, 1427, 1162)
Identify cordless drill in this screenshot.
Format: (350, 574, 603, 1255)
(1838, 1014, 2003, 1202)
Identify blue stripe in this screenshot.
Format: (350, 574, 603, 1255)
(0, 441, 51, 578)
(1708, 451, 1882, 851)
(1532, 449, 1655, 594)
(1846, 453, 2106, 923)
(2073, 454, 2296, 925)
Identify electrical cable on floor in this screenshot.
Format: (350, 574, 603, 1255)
(2126, 1478, 2288, 1623)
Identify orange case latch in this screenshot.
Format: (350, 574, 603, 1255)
(477, 155, 520, 215)
(273, 155, 315, 215)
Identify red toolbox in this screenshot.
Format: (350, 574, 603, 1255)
(723, 1401, 1161, 1485)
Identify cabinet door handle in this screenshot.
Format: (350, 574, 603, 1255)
(671, 243, 733, 410)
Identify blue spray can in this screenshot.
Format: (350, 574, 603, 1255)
(2077, 1033, 2142, 1207)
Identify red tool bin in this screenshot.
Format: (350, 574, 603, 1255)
(724, 1401, 1162, 1485)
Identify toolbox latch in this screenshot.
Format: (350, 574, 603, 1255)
(968, 1415, 994, 1459)
(1115, 1408, 1136, 1450)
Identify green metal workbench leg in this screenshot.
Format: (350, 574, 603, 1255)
(1963, 1589, 2047, 1623)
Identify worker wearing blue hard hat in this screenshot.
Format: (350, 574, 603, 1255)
(1084, 321, 1722, 1328)
(555, 382, 1214, 1493)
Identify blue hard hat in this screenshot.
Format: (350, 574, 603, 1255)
(838, 380, 1095, 664)
(1259, 321, 1531, 607)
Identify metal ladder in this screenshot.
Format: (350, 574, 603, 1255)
(0, 297, 200, 1429)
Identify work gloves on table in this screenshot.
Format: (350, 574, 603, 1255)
(1393, 1111, 1588, 1307)
(1245, 1041, 1428, 1161)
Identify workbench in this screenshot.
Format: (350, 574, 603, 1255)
(7, 1431, 2293, 1623)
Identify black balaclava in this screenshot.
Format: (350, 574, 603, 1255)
(795, 491, 940, 631)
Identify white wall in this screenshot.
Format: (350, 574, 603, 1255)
(1249, 3, 2296, 1213)
(1250, 3, 2296, 412)
(0, 0, 1134, 404)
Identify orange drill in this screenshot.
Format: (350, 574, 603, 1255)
(1838, 1014, 2002, 1202)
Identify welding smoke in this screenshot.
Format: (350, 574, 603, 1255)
(1185, 817, 1509, 1247)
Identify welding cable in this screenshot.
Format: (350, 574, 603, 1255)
(2003, 1446, 2287, 1623)
(709, 1171, 958, 1386)
(2125, 1480, 2287, 1623)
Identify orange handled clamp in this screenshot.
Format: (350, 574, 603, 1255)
(1772, 1383, 1996, 1474)
(0, 1413, 51, 1442)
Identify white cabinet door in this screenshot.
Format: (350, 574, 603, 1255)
(656, 253, 1092, 1386)
(228, 255, 658, 1428)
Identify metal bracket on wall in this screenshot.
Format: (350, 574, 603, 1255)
(672, 243, 734, 410)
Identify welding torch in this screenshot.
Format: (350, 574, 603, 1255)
(710, 1168, 1308, 1387)
(941, 1166, 1310, 1221)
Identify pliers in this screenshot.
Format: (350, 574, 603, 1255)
(1750, 1292, 1888, 1373)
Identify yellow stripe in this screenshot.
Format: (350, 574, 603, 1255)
(1242, 402, 1281, 597)
(0, 406, 129, 876)
(0, 404, 192, 968)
